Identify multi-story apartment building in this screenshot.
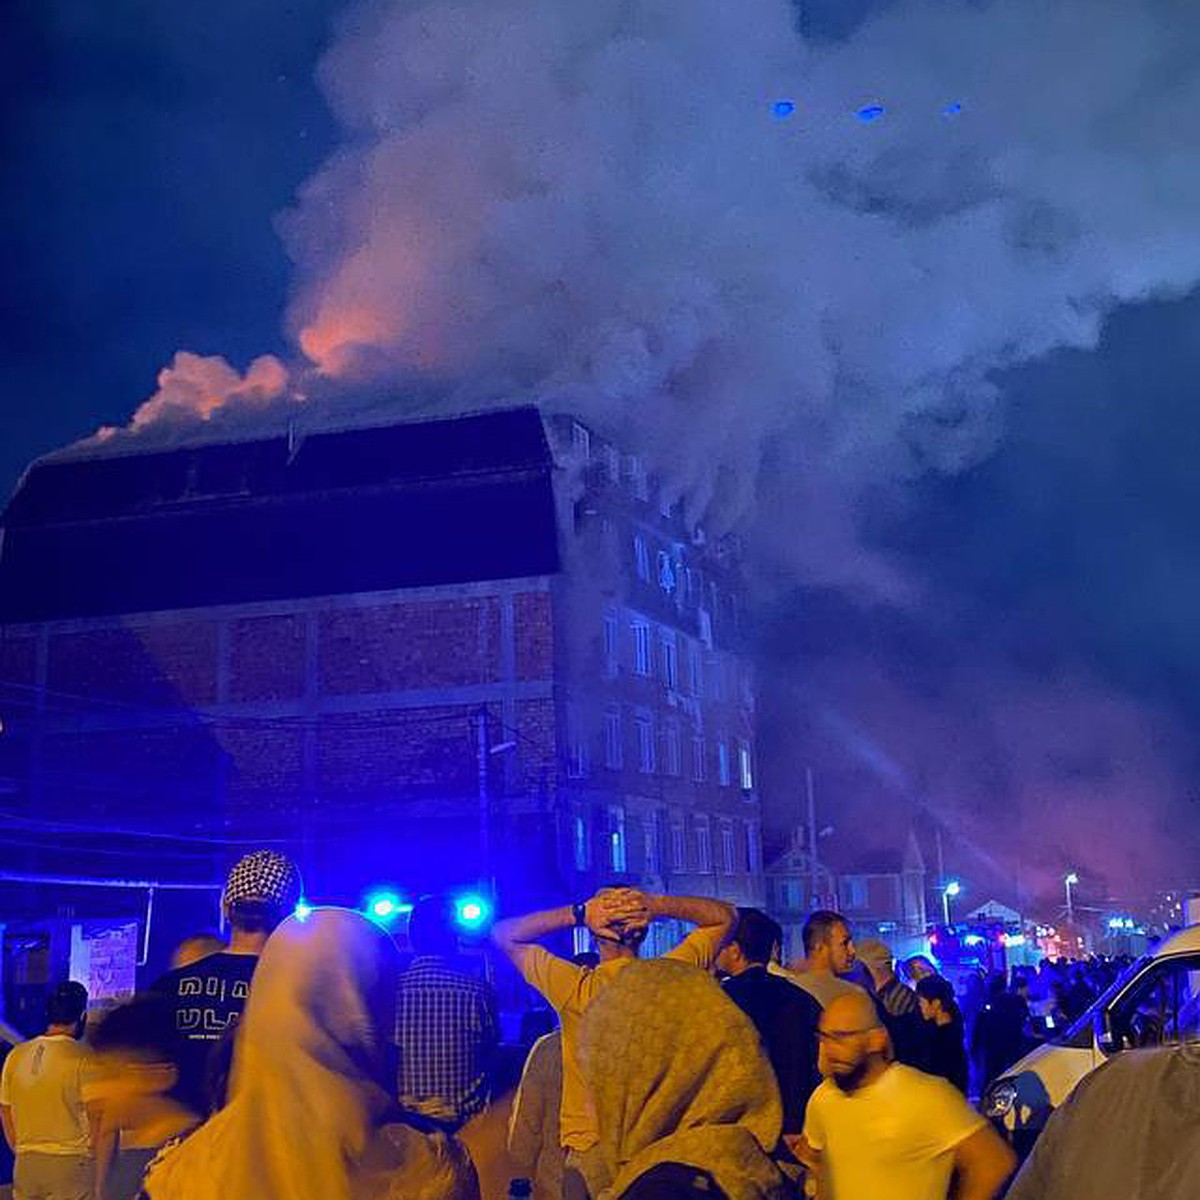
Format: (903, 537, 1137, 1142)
(0, 407, 764, 934)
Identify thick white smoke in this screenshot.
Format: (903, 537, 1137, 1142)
(102, 0, 1200, 594)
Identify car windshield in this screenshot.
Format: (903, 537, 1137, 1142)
(1053, 956, 1150, 1046)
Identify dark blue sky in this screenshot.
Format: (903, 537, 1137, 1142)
(0, 0, 339, 492)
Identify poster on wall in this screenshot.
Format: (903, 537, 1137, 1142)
(68, 922, 139, 1006)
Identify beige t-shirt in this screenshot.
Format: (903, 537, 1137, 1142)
(777, 966, 866, 1010)
(519, 927, 723, 1152)
(804, 1064, 984, 1200)
(0, 1035, 92, 1155)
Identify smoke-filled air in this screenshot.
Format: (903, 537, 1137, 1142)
(84, 0, 1200, 907)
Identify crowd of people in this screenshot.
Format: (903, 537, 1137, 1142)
(0, 849, 1178, 1200)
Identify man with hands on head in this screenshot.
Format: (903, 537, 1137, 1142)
(492, 886, 736, 1200)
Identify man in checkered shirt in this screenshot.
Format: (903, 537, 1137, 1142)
(394, 894, 500, 1131)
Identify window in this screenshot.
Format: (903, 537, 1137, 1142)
(695, 817, 712, 873)
(671, 818, 686, 870)
(842, 877, 869, 910)
(572, 421, 591, 460)
(688, 641, 703, 696)
(720, 822, 736, 875)
(657, 551, 676, 594)
(691, 734, 707, 783)
(661, 632, 678, 690)
(717, 740, 731, 787)
(644, 817, 660, 875)
(636, 710, 656, 773)
(698, 608, 713, 649)
(634, 536, 651, 582)
(626, 455, 649, 501)
(663, 720, 682, 776)
(710, 657, 725, 702)
(567, 708, 588, 778)
(604, 707, 623, 770)
(659, 488, 674, 519)
(574, 814, 590, 871)
(747, 821, 761, 873)
(603, 613, 619, 676)
(609, 806, 627, 873)
(1110, 954, 1200, 1049)
(633, 621, 651, 676)
(739, 741, 754, 791)
(602, 443, 620, 481)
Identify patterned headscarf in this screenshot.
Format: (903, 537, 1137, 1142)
(578, 958, 789, 1200)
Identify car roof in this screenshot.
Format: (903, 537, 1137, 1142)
(1153, 923, 1200, 957)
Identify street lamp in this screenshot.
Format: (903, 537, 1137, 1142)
(1065, 872, 1079, 924)
(942, 880, 962, 925)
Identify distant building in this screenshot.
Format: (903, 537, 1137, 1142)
(836, 832, 928, 953)
(764, 832, 838, 963)
(0, 408, 764, 923)
(766, 828, 928, 962)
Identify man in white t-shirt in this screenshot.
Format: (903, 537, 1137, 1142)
(0, 981, 97, 1200)
(798, 991, 1014, 1200)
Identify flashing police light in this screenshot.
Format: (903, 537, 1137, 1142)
(455, 893, 492, 931)
(366, 891, 410, 923)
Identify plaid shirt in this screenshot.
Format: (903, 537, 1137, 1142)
(394, 956, 499, 1129)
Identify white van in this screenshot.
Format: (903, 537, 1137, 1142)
(982, 923, 1200, 1155)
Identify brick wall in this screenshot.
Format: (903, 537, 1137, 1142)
(319, 599, 502, 694)
(229, 614, 306, 702)
(48, 623, 217, 707)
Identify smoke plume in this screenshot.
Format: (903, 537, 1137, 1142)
(106, 1, 1200, 580)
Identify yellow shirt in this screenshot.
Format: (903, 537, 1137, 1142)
(804, 1064, 985, 1200)
(519, 928, 723, 1152)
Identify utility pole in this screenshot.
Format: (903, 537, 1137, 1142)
(806, 766, 819, 908)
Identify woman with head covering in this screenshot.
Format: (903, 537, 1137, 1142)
(577, 958, 790, 1200)
(140, 907, 479, 1200)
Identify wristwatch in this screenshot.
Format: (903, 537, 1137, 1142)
(572, 900, 588, 927)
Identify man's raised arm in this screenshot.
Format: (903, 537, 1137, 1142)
(638, 892, 736, 967)
(647, 893, 736, 934)
(491, 905, 576, 974)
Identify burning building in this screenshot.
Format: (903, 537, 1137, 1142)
(0, 407, 764, 925)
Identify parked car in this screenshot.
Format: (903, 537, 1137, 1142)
(983, 923, 1200, 1158)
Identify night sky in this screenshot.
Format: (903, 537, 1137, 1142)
(4, 0, 1200, 915)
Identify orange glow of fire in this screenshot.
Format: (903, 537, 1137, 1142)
(299, 307, 393, 376)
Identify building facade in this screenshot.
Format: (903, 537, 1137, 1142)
(766, 829, 927, 962)
(0, 408, 764, 924)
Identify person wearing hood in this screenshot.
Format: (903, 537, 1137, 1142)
(139, 907, 478, 1200)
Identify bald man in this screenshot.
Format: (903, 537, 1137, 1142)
(798, 992, 1014, 1200)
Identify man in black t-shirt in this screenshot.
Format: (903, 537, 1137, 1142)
(153, 850, 303, 1112)
(717, 908, 822, 1136)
